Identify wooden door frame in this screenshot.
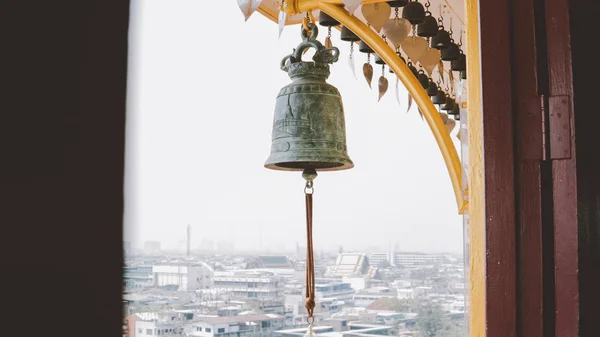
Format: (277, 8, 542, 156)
(468, 0, 580, 336)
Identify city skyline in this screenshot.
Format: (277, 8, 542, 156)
(124, 0, 464, 256)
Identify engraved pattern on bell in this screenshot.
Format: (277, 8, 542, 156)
(265, 24, 354, 172)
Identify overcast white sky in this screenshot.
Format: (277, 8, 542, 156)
(124, 0, 463, 254)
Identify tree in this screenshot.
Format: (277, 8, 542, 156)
(416, 302, 445, 337)
(415, 302, 465, 337)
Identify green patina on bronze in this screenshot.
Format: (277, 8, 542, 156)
(265, 23, 354, 171)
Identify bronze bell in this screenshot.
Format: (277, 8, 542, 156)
(265, 24, 354, 171)
(375, 55, 386, 65)
(441, 42, 460, 61)
(417, 71, 429, 89)
(427, 80, 438, 96)
(431, 29, 451, 49)
(359, 40, 374, 54)
(451, 53, 466, 71)
(460, 69, 467, 79)
(441, 96, 455, 111)
(340, 26, 360, 42)
(402, 1, 426, 25)
(432, 90, 446, 104)
(319, 10, 339, 27)
(417, 15, 439, 37)
(387, 0, 408, 7)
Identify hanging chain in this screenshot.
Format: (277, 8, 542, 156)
(424, 0, 431, 15)
(302, 169, 317, 322)
(437, 5, 445, 29)
(367, 52, 371, 63)
(448, 17, 454, 42)
(302, 12, 312, 34)
(350, 43, 354, 54)
(394, 6, 400, 19)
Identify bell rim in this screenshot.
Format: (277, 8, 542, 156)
(264, 159, 354, 172)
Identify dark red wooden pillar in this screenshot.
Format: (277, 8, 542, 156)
(478, 1, 517, 336)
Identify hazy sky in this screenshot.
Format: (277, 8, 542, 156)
(124, 0, 463, 254)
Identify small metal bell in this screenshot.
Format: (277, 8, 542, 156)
(388, 0, 408, 7)
(460, 69, 467, 79)
(358, 40, 374, 54)
(408, 63, 419, 78)
(265, 24, 354, 171)
(340, 26, 360, 42)
(431, 29, 451, 49)
(375, 55, 386, 65)
(319, 10, 340, 27)
(427, 81, 438, 96)
(451, 53, 466, 71)
(441, 42, 460, 61)
(450, 102, 460, 116)
(417, 15, 439, 37)
(441, 96, 455, 111)
(432, 90, 446, 104)
(417, 71, 429, 89)
(402, 1, 426, 25)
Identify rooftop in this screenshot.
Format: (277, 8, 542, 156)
(196, 314, 284, 325)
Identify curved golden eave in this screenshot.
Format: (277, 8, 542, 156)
(258, 0, 466, 213)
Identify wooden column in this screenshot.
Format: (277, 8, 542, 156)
(512, 0, 546, 335)
(478, 1, 517, 336)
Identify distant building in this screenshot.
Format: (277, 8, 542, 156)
(212, 270, 285, 314)
(393, 253, 445, 266)
(315, 281, 355, 302)
(353, 287, 399, 307)
(144, 241, 162, 255)
(369, 252, 446, 267)
(134, 311, 194, 337)
(124, 264, 154, 289)
(153, 261, 214, 291)
(213, 271, 283, 299)
(245, 256, 298, 270)
(274, 322, 395, 337)
(367, 253, 390, 267)
(190, 314, 285, 337)
(325, 253, 380, 280)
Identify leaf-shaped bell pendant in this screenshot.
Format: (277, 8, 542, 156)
(265, 23, 354, 171)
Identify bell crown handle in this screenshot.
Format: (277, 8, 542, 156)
(280, 23, 340, 71)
